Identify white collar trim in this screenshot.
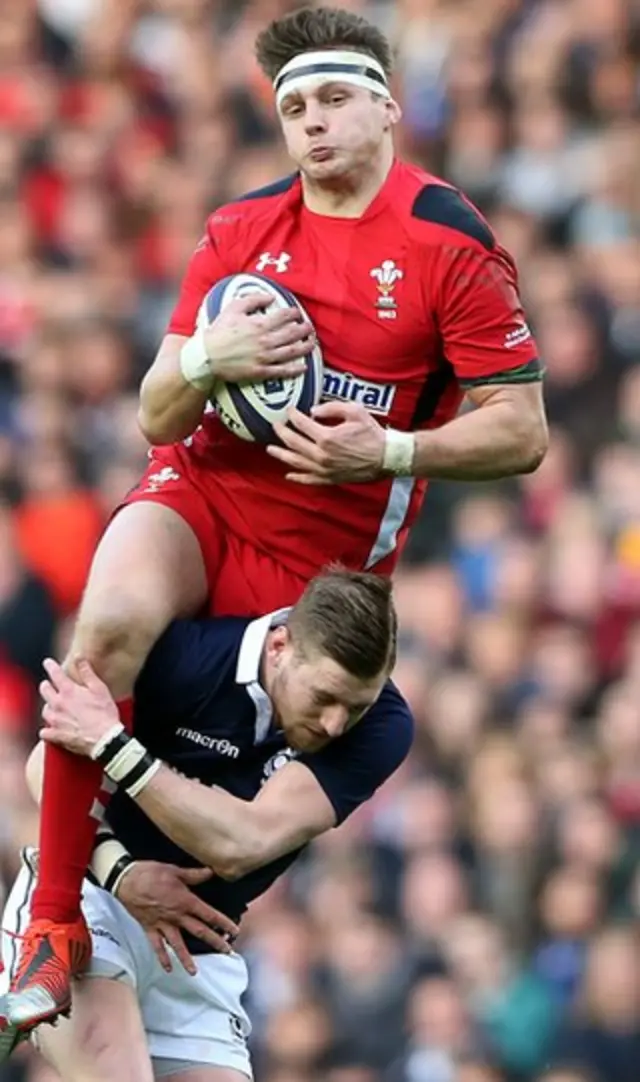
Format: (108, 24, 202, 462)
(235, 607, 291, 685)
(235, 608, 291, 744)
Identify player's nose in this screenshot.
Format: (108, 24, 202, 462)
(304, 101, 328, 134)
(320, 705, 348, 739)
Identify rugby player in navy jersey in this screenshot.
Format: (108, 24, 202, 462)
(1, 570, 413, 1081)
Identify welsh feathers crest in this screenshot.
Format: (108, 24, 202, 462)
(370, 260, 403, 317)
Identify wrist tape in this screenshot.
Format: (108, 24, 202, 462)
(90, 724, 161, 799)
(179, 331, 215, 391)
(383, 429, 415, 476)
(92, 827, 137, 895)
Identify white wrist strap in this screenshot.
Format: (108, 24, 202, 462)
(91, 828, 136, 894)
(179, 331, 215, 392)
(91, 725, 162, 799)
(383, 429, 415, 476)
(104, 737, 161, 796)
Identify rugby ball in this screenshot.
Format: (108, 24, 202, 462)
(200, 272, 324, 443)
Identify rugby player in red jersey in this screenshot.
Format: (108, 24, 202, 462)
(7, 5, 547, 1031)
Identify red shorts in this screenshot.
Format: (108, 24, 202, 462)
(118, 456, 307, 617)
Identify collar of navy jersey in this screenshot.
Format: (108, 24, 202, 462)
(235, 607, 291, 685)
(236, 607, 291, 743)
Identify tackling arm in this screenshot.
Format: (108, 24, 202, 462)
(120, 758, 337, 879)
(26, 738, 335, 880)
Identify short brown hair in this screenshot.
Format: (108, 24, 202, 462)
(254, 6, 393, 83)
(288, 569, 397, 680)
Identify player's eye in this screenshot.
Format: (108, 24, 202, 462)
(330, 93, 347, 105)
(312, 691, 335, 707)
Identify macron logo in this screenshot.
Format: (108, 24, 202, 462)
(176, 729, 240, 758)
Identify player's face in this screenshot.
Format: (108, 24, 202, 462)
(268, 636, 387, 753)
(278, 82, 400, 183)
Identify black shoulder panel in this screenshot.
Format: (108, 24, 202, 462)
(233, 173, 298, 203)
(411, 184, 495, 251)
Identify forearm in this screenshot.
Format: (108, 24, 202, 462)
(90, 729, 327, 879)
(138, 336, 209, 445)
(128, 765, 259, 878)
(412, 397, 547, 480)
(27, 737, 248, 878)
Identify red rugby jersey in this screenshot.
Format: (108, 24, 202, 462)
(163, 159, 541, 578)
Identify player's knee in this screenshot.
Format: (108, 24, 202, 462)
(68, 596, 167, 694)
(65, 1014, 148, 1082)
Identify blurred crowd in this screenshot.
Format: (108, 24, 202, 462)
(1, 0, 640, 1081)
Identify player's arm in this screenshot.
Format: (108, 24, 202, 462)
(32, 716, 335, 878)
(406, 215, 548, 480)
(270, 374, 546, 484)
(138, 227, 314, 445)
(24, 741, 241, 967)
(125, 682, 413, 876)
(138, 229, 226, 444)
(138, 333, 210, 446)
(114, 757, 338, 879)
(409, 380, 547, 481)
(39, 662, 413, 879)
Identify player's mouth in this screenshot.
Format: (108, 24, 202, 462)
(308, 146, 335, 162)
(291, 726, 329, 752)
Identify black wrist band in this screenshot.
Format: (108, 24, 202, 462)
(104, 854, 136, 895)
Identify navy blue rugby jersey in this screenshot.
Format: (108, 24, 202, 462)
(105, 609, 414, 946)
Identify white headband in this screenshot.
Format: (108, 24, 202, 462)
(274, 49, 390, 108)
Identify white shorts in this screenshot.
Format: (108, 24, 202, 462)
(1, 850, 252, 1078)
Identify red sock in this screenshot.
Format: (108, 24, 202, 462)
(31, 698, 134, 923)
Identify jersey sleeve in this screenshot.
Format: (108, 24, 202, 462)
(435, 242, 542, 388)
(134, 617, 246, 721)
(414, 185, 542, 388)
(297, 681, 414, 824)
(166, 215, 236, 337)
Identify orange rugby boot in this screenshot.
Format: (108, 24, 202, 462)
(0, 999, 31, 1062)
(7, 915, 91, 1028)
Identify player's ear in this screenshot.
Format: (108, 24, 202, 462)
(266, 624, 290, 668)
(384, 97, 402, 129)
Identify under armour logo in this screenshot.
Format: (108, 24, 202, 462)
(256, 251, 291, 273)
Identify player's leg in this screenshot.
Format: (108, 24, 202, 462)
(9, 498, 210, 1030)
(34, 978, 154, 1082)
(210, 528, 307, 615)
(32, 501, 208, 909)
(2, 846, 168, 1070)
(143, 949, 253, 1082)
(155, 1067, 250, 1082)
